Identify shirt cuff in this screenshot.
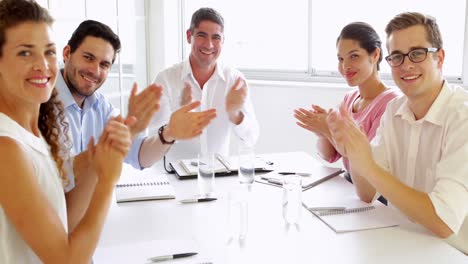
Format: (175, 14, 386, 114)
(328, 152, 341, 163)
(125, 134, 145, 170)
(429, 190, 465, 234)
(233, 111, 258, 147)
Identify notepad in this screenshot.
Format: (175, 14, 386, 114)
(179, 155, 231, 175)
(255, 166, 344, 191)
(171, 155, 273, 179)
(307, 199, 405, 233)
(115, 167, 175, 203)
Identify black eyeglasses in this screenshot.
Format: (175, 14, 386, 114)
(385, 47, 439, 67)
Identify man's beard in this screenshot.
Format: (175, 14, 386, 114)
(64, 69, 100, 98)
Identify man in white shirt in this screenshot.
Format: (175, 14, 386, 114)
(326, 12, 467, 254)
(152, 8, 259, 163)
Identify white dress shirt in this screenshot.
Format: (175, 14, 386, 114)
(152, 60, 259, 161)
(371, 81, 468, 254)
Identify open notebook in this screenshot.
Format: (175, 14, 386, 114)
(255, 166, 344, 191)
(304, 197, 407, 233)
(115, 166, 175, 203)
(170, 154, 274, 179)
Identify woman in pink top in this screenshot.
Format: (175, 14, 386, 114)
(294, 22, 400, 185)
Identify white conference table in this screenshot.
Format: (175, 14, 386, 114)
(95, 152, 467, 264)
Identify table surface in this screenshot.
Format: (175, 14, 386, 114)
(95, 152, 467, 264)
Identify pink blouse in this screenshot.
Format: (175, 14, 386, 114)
(328, 88, 401, 171)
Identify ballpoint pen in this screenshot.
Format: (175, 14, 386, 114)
(179, 198, 217, 204)
(215, 154, 231, 172)
(261, 177, 282, 185)
(278, 172, 311, 176)
(148, 252, 197, 262)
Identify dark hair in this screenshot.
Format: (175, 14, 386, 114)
(0, 0, 70, 187)
(385, 12, 443, 49)
(189, 7, 224, 33)
(67, 20, 121, 63)
(337, 22, 383, 71)
(0, 0, 53, 57)
(39, 89, 71, 187)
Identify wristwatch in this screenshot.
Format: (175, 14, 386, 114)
(158, 124, 175, 145)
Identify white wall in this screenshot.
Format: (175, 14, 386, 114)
(240, 81, 349, 157)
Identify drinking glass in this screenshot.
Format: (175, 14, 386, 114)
(227, 190, 248, 241)
(197, 153, 215, 197)
(282, 174, 302, 225)
(238, 145, 255, 187)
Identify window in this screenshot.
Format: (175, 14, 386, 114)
(40, 0, 148, 115)
(183, 0, 467, 82)
(184, 0, 309, 72)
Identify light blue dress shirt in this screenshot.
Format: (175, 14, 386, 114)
(56, 70, 144, 173)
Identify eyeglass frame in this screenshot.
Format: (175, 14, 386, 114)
(385, 47, 440, 67)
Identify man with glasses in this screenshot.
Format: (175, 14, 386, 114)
(326, 12, 467, 254)
(385, 47, 439, 67)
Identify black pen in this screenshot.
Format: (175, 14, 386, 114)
(148, 252, 197, 262)
(179, 198, 217, 204)
(278, 172, 311, 176)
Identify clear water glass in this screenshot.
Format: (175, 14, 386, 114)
(197, 153, 215, 197)
(282, 174, 302, 225)
(227, 190, 248, 241)
(238, 146, 255, 186)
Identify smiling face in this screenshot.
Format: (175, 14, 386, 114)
(187, 20, 223, 70)
(337, 38, 379, 87)
(0, 21, 57, 106)
(386, 25, 444, 101)
(62, 36, 114, 105)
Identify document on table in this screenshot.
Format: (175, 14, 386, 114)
(304, 196, 408, 233)
(115, 165, 175, 203)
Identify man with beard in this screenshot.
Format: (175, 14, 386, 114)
(56, 20, 217, 215)
(58, 20, 216, 169)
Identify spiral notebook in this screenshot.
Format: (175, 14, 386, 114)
(115, 166, 176, 203)
(306, 199, 405, 233)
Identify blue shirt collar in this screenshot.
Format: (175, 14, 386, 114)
(56, 69, 99, 110)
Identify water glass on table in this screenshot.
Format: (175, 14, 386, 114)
(282, 174, 302, 225)
(238, 146, 255, 188)
(197, 153, 215, 197)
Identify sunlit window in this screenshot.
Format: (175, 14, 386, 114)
(183, 0, 466, 80)
(40, 0, 147, 114)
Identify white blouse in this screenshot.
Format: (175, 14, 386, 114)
(0, 113, 68, 263)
